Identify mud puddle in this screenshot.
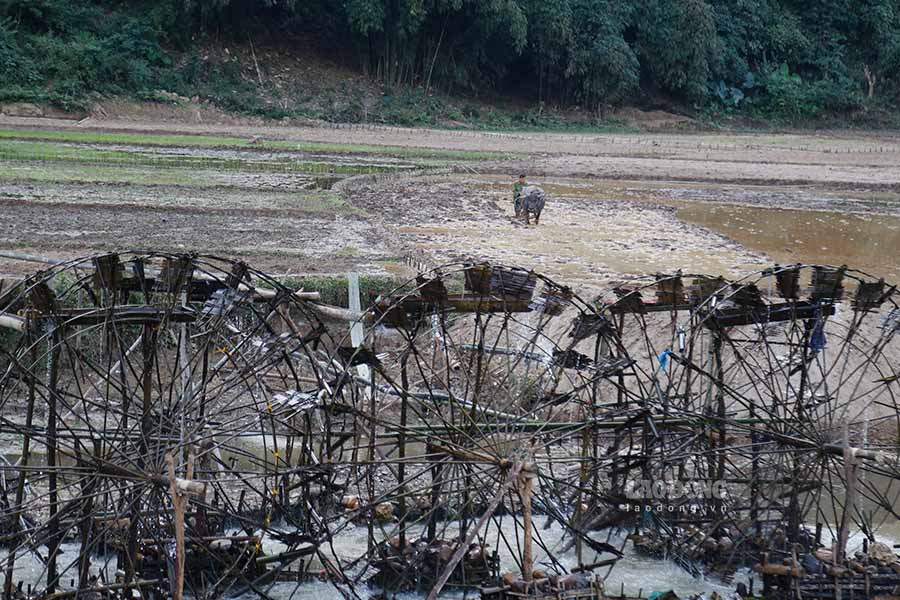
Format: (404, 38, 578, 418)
(674, 202, 900, 281)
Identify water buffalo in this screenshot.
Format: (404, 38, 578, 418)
(515, 185, 546, 225)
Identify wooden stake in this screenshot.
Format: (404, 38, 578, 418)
(166, 451, 201, 600)
(521, 463, 535, 583)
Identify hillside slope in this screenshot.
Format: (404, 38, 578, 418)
(2, 0, 900, 130)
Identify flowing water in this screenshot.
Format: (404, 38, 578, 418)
(0, 518, 748, 599)
(2, 492, 896, 599)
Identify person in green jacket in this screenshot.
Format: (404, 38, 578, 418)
(513, 173, 526, 217)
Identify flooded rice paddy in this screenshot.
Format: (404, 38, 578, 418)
(675, 203, 900, 282)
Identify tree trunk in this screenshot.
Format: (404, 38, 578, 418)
(425, 15, 448, 95)
(864, 65, 876, 98)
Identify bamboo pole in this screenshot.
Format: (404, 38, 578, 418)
(426, 440, 443, 543)
(0, 313, 25, 332)
(521, 463, 536, 583)
(398, 351, 408, 550)
(166, 454, 187, 600)
(77, 437, 102, 589)
(3, 324, 36, 599)
(46, 328, 60, 594)
(308, 303, 370, 323)
(837, 440, 859, 564)
(42, 579, 162, 600)
(166, 451, 204, 600)
(0, 251, 61, 265)
(714, 331, 726, 517)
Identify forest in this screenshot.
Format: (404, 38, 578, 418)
(1, 0, 899, 124)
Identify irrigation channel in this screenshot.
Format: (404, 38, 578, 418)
(0, 252, 897, 600)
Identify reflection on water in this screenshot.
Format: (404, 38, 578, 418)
(675, 203, 900, 282)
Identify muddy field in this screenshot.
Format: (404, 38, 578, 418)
(0, 114, 898, 288)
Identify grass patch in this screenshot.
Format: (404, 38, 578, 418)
(0, 161, 342, 191)
(0, 129, 516, 162)
(281, 192, 362, 214)
(0, 162, 210, 186)
(0, 139, 414, 175)
(0, 181, 362, 215)
(0, 162, 284, 187)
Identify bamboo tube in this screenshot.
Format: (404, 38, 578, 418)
(0, 313, 25, 332)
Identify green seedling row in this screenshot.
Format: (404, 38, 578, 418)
(0, 141, 410, 175)
(0, 129, 514, 162)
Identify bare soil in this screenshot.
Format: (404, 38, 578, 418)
(0, 197, 385, 273)
(349, 175, 769, 290)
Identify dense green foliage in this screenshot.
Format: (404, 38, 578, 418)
(2, 0, 900, 122)
(0, 1, 177, 108)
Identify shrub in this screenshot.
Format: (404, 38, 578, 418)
(754, 63, 864, 120)
(0, 17, 40, 86)
(759, 63, 812, 117)
(0, 3, 170, 107)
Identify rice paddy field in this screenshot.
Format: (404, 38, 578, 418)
(0, 123, 514, 279)
(0, 115, 898, 290)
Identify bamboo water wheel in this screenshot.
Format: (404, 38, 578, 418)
(0, 253, 343, 599)
(0, 255, 897, 600)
